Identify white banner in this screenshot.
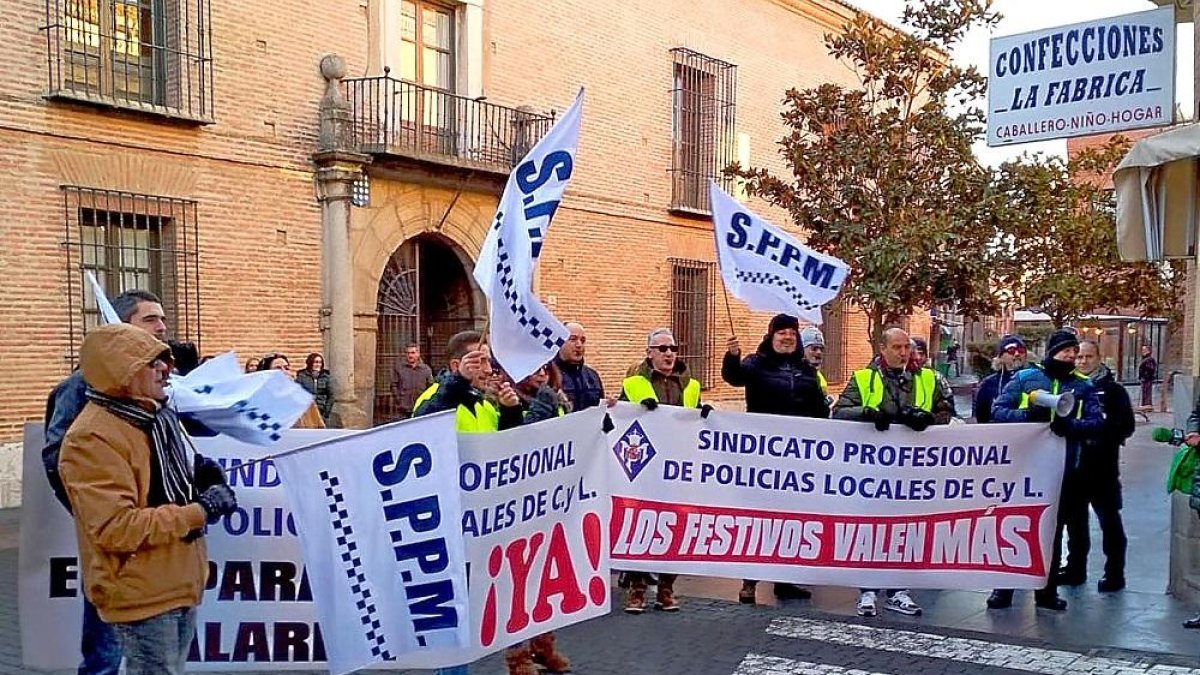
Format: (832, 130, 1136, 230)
(987, 6, 1175, 146)
(606, 404, 1065, 590)
(473, 90, 584, 382)
(19, 424, 346, 671)
(273, 414, 469, 675)
(20, 411, 609, 672)
(397, 408, 610, 668)
(709, 182, 849, 325)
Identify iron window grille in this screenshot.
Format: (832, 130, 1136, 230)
(669, 48, 737, 215)
(41, 0, 215, 122)
(61, 186, 202, 363)
(670, 258, 718, 389)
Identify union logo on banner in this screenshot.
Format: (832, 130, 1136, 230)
(612, 421, 656, 481)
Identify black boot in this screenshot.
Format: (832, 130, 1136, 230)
(773, 583, 812, 600)
(1097, 577, 1125, 593)
(986, 589, 1013, 609)
(1034, 589, 1067, 611)
(1052, 568, 1086, 586)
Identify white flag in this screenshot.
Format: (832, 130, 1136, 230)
(710, 182, 849, 324)
(170, 352, 315, 444)
(85, 270, 121, 324)
(473, 90, 584, 382)
(273, 413, 470, 675)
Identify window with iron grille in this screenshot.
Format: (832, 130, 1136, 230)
(670, 48, 737, 215)
(670, 258, 717, 388)
(42, 0, 215, 122)
(62, 186, 202, 361)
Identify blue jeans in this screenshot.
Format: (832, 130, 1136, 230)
(111, 607, 197, 675)
(79, 596, 121, 675)
(435, 666, 470, 674)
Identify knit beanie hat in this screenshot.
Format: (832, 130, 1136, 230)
(800, 326, 825, 348)
(1044, 329, 1080, 359)
(995, 335, 1026, 355)
(767, 313, 800, 335)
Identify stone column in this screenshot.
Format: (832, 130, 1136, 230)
(314, 55, 371, 429)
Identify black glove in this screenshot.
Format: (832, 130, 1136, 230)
(195, 484, 238, 524)
(1050, 416, 1071, 438)
(1026, 406, 1052, 424)
(900, 407, 935, 432)
(700, 404, 714, 419)
(640, 398, 658, 411)
(863, 407, 890, 432)
(601, 414, 615, 433)
(193, 455, 226, 492)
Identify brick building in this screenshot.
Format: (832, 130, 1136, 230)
(0, 0, 926, 440)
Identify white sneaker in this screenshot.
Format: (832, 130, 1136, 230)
(885, 590, 922, 616)
(856, 591, 877, 617)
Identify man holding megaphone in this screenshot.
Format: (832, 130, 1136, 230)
(985, 329, 1104, 612)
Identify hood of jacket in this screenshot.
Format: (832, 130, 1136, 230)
(79, 324, 171, 399)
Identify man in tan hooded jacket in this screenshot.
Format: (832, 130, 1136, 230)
(59, 323, 238, 674)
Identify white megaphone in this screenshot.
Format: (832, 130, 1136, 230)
(1031, 389, 1075, 417)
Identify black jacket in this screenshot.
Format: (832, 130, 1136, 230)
(1080, 364, 1136, 479)
(555, 358, 605, 411)
(972, 367, 1023, 424)
(722, 340, 829, 418)
(412, 370, 524, 430)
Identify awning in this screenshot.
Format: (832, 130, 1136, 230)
(1113, 123, 1199, 261)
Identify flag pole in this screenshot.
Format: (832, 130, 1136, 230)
(720, 280, 737, 337)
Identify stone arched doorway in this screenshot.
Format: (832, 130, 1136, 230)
(373, 233, 484, 424)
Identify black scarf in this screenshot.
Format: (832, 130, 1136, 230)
(86, 389, 194, 507)
(1041, 357, 1076, 381)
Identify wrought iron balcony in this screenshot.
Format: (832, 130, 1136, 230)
(344, 71, 554, 173)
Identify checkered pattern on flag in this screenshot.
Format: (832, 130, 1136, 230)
(473, 90, 584, 382)
(709, 182, 849, 324)
(273, 412, 469, 675)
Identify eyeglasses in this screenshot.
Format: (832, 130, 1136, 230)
(651, 345, 680, 353)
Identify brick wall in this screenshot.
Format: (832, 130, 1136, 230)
(1, 0, 930, 440)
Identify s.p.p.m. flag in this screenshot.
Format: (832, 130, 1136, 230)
(709, 181, 849, 325)
(473, 90, 584, 382)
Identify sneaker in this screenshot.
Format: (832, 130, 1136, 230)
(739, 581, 757, 604)
(856, 591, 877, 617)
(655, 585, 680, 612)
(624, 585, 646, 614)
(884, 590, 922, 616)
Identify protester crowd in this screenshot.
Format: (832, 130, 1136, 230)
(43, 287, 1173, 675)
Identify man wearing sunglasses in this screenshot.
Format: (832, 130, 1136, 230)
(618, 328, 703, 613)
(972, 335, 1028, 424)
(722, 314, 828, 604)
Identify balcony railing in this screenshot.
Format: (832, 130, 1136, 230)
(345, 72, 555, 173)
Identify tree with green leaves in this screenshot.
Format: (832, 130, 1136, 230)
(733, 0, 1002, 343)
(989, 138, 1184, 328)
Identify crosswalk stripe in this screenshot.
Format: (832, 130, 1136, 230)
(766, 617, 1200, 675)
(734, 653, 890, 675)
